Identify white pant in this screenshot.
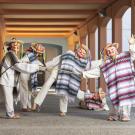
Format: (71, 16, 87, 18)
(59, 95, 68, 113)
(20, 87, 31, 109)
(1, 85, 14, 117)
(34, 66, 58, 106)
(109, 104, 131, 119)
(19, 74, 31, 109)
(119, 105, 131, 119)
(34, 66, 69, 113)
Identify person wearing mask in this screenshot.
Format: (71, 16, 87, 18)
(32, 44, 91, 116)
(0, 38, 45, 119)
(19, 43, 45, 112)
(83, 36, 135, 122)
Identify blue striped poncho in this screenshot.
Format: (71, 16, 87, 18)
(56, 50, 88, 102)
(27, 52, 38, 91)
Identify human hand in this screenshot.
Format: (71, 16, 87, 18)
(39, 66, 46, 71)
(128, 34, 135, 45)
(99, 59, 103, 66)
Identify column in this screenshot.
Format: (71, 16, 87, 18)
(80, 35, 87, 91)
(131, 0, 135, 35)
(0, 15, 6, 103)
(112, 17, 122, 51)
(88, 32, 96, 93)
(0, 15, 5, 61)
(98, 25, 107, 91)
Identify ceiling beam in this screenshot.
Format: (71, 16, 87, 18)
(5, 22, 81, 25)
(5, 18, 85, 22)
(0, 0, 111, 4)
(6, 25, 77, 28)
(0, 4, 101, 10)
(6, 32, 70, 38)
(4, 14, 89, 19)
(7, 31, 71, 33)
(1, 9, 96, 15)
(6, 27, 74, 31)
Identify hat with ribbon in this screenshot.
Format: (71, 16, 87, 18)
(4, 38, 23, 47)
(31, 43, 45, 54)
(104, 43, 119, 51)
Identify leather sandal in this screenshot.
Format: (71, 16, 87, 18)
(21, 108, 31, 112)
(59, 112, 66, 117)
(6, 114, 20, 119)
(107, 115, 118, 121)
(32, 104, 40, 112)
(121, 116, 130, 122)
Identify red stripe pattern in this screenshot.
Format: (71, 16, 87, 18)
(100, 52, 135, 107)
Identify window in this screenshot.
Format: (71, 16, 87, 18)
(106, 19, 112, 43)
(122, 8, 131, 51)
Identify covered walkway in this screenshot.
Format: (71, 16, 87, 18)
(0, 1, 135, 135)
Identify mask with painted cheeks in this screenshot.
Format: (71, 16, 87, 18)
(11, 42, 20, 54)
(106, 46, 118, 58)
(76, 48, 87, 59)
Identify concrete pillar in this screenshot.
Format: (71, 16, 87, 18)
(88, 32, 96, 93)
(80, 35, 87, 91)
(0, 15, 5, 104)
(112, 17, 122, 52)
(98, 26, 107, 91)
(67, 34, 79, 51)
(131, 0, 135, 35)
(0, 15, 5, 61)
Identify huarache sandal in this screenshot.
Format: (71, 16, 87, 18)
(121, 116, 130, 122)
(32, 103, 40, 112)
(21, 108, 31, 112)
(59, 112, 66, 117)
(107, 115, 118, 121)
(6, 114, 20, 119)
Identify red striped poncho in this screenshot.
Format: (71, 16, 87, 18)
(100, 52, 135, 107)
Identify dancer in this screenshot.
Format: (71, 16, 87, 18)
(32, 44, 91, 116)
(83, 36, 135, 122)
(19, 43, 45, 112)
(0, 38, 45, 119)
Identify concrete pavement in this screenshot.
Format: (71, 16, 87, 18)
(0, 95, 135, 135)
